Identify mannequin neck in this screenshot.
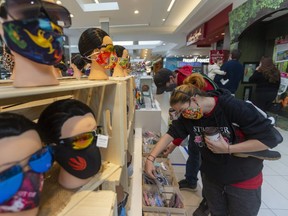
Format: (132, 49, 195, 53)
(58, 167, 92, 189)
(89, 61, 109, 80)
(112, 63, 125, 77)
(71, 64, 82, 80)
(12, 53, 59, 87)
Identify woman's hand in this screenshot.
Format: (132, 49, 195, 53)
(204, 134, 230, 154)
(144, 158, 156, 179)
(163, 142, 177, 157)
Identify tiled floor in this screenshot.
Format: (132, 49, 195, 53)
(155, 93, 288, 216)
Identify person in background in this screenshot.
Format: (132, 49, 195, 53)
(207, 58, 226, 80)
(214, 49, 244, 95)
(145, 81, 283, 216)
(249, 56, 280, 112)
(153, 66, 216, 95)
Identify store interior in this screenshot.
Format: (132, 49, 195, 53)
(0, 0, 288, 215)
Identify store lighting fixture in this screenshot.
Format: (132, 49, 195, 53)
(167, 0, 175, 12)
(162, 18, 166, 22)
(134, 10, 139, 14)
(56, 0, 62, 4)
(70, 14, 74, 18)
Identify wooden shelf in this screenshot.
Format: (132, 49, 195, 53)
(127, 128, 143, 216)
(59, 190, 117, 216)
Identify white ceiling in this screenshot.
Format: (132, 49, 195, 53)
(60, 0, 236, 59)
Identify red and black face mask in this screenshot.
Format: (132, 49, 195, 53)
(54, 132, 101, 179)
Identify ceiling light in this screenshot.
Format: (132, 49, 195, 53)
(162, 18, 166, 22)
(167, 0, 176, 12)
(94, 0, 99, 3)
(70, 14, 74, 18)
(134, 10, 139, 14)
(163, 43, 166, 46)
(56, 0, 62, 4)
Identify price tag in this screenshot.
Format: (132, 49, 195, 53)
(96, 134, 109, 148)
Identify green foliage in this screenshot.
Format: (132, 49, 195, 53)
(230, 0, 286, 43)
(257, 0, 284, 9)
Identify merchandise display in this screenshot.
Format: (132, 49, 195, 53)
(78, 28, 117, 80)
(0, 76, 136, 215)
(0, 113, 53, 216)
(0, 0, 72, 87)
(113, 45, 130, 77)
(37, 99, 102, 189)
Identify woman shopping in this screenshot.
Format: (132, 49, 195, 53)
(145, 81, 282, 216)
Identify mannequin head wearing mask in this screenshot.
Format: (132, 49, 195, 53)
(78, 28, 117, 80)
(37, 99, 102, 189)
(0, 0, 71, 87)
(112, 45, 129, 77)
(0, 113, 53, 216)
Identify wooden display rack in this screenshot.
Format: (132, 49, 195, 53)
(0, 77, 136, 216)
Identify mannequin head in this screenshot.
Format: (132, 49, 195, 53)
(71, 54, 87, 79)
(37, 99, 102, 189)
(78, 28, 117, 80)
(0, 0, 71, 87)
(112, 45, 129, 77)
(0, 113, 52, 216)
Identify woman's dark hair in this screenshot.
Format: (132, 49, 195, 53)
(0, 112, 38, 139)
(78, 28, 109, 62)
(258, 56, 280, 83)
(72, 54, 86, 70)
(37, 99, 95, 144)
(114, 45, 125, 57)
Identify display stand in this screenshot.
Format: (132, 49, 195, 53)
(135, 99, 162, 134)
(0, 77, 136, 216)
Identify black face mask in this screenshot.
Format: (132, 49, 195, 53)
(54, 138, 101, 179)
(166, 83, 177, 92)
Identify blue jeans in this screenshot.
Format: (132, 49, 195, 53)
(185, 139, 200, 186)
(202, 174, 261, 216)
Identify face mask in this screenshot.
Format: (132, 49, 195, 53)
(182, 100, 203, 120)
(54, 130, 102, 179)
(118, 58, 129, 69)
(93, 51, 117, 69)
(0, 171, 44, 213)
(2, 18, 64, 65)
(0, 147, 53, 205)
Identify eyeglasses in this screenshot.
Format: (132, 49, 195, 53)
(0, 0, 71, 28)
(57, 130, 97, 150)
(0, 146, 53, 204)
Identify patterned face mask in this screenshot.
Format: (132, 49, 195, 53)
(2, 18, 64, 65)
(86, 44, 118, 69)
(182, 100, 203, 120)
(2, 44, 14, 72)
(118, 58, 129, 69)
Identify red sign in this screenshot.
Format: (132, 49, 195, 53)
(186, 24, 206, 46)
(209, 50, 229, 64)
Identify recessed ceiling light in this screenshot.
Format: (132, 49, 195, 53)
(162, 18, 166, 22)
(70, 14, 74, 18)
(134, 10, 139, 14)
(167, 0, 176, 12)
(163, 43, 166, 46)
(56, 0, 62, 5)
